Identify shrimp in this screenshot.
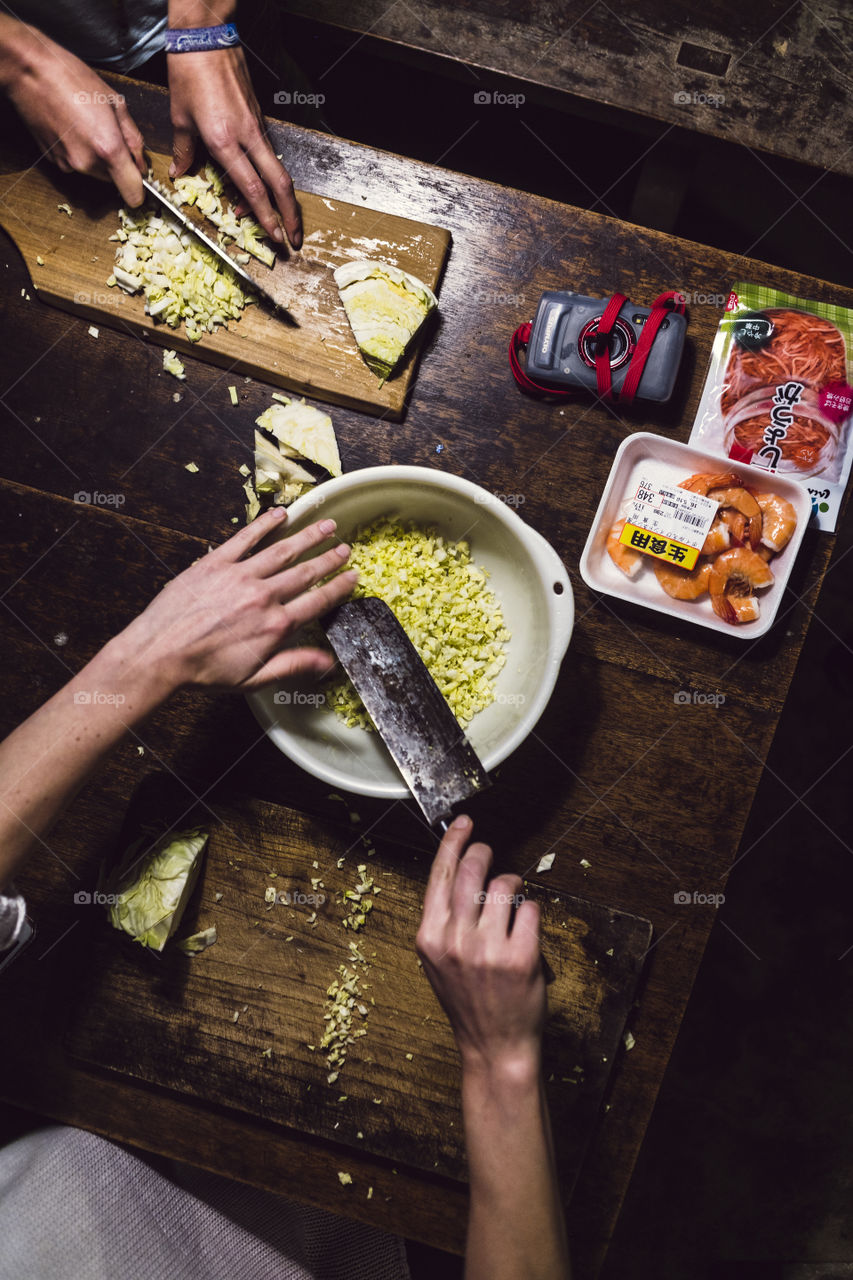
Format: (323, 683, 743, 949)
(720, 507, 748, 546)
(728, 596, 761, 623)
(709, 547, 774, 624)
(679, 471, 740, 496)
(756, 492, 797, 553)
(701, 514, 731, 556)
(606, 519, 644, 578)
(706, 486, 762, 549)
(653, 558, 712, 600)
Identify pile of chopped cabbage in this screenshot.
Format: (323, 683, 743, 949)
(325, 519, 510, 730)
(170, 167, 274, 268)
(108, 209, 253, 342)
(251, 397, 342, 510)
(106, 165, 274, 343)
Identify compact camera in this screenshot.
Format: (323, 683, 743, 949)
(524, 291, 686, 403)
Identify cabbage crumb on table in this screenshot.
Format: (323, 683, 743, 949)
(162, 349, 186, 380)
(325, 518, 510, 730)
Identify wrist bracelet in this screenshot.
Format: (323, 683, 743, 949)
(165, 23, 240, 53)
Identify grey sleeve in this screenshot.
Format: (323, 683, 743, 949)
(0, 889, 26, 952)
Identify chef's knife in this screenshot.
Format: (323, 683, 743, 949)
(322, 596, 490, 830)
(141, 177, 294, 321)
(323, 597, 555, 983)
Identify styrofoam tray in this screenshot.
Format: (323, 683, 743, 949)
(579, 432, 812, 638)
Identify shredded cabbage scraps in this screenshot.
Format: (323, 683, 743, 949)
(257, 400, 342, 477)
(254, 429, 315, 507)
(325, 519, 510, 730)
(109, 208, 253, 341)
(177, 925, 218, 954)
(107, 164, 275, 342)
(163, 349, 186, 379)
(170, 165, 275, 267)
(248, 400, 342, 513)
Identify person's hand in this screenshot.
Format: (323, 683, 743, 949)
(416, 815, 546, 1077)
(167, 47, 302, 249)
(0, 22, 145, 206)
(118, 507, 355, 693)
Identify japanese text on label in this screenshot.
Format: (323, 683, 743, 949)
(622, 476, 717, 569)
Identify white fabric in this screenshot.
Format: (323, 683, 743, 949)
(0, 1126, 411, 1280)
(0, 889, 25, 952)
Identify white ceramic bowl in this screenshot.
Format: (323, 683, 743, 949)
(579, 432, 813, 638)
(247, 466, 574, 798)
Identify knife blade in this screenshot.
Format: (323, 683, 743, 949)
(322, 597, 490, 829)
(323, 596, 555, 983)
(140, 177, 293, 319)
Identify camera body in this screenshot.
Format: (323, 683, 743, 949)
(525, 291, 686, 402)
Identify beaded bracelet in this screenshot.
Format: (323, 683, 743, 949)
(165, 23, 240, 53)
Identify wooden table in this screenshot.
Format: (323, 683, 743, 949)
(0, 74, 850, 1278)
(279, 0, 853, 177)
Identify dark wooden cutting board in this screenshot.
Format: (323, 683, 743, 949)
(65, 775, 651, 1191)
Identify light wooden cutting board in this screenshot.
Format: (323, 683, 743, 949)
(65, 774, 652, 1193)
(0, 154, 451, 419)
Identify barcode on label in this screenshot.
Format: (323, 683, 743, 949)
(674, 511, 706, 527)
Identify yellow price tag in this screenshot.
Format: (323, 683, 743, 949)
(619, 522, 700, 571)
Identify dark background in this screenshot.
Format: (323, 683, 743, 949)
(263, 17, 853, 1278)
(2, 9, 853, 1278)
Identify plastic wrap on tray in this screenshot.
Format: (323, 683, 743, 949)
(689, 284, 853, 531)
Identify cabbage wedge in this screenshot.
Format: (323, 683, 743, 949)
(333, 260, 437, 381)
(106, 828, 209, 952)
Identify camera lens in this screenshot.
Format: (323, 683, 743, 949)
(578, 316, 636, 370)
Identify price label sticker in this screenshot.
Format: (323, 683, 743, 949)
(620, 478, 717, 570)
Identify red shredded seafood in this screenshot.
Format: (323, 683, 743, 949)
(721, 308, 846, 417)
(732, 412, 832, 470)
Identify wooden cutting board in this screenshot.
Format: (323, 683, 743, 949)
(65, 775, 652, 1192)
(0, 154, 451, 419)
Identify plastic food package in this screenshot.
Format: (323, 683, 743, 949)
(689, 283, 853, 530)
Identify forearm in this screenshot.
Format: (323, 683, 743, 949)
(0, 629, 175, 890)
(168, 0, 237, 27)
(0, 15, 40, 90)
(461, 1055, 570, 1280)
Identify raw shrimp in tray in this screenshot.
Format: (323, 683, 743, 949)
(580, 433, 812, 640)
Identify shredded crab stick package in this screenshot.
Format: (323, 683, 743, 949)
(689, 283, 853, 530)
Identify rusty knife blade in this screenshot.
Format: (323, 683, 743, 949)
(322, 597, 490, 828)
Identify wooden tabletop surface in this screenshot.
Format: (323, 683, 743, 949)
(280, 0, 853, 177)
(0, 73, 851, 1278)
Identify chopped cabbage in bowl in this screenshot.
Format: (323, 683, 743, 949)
(324, 518, 510, 730)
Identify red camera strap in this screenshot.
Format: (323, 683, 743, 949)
(508, 322, 575, 397)
(509, 290, 686, 403)
(618, 290, 685, 402)
(594, 292, 628, 401)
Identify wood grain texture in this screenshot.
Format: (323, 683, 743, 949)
(0, 70, 851, 1276)
(279, 0, 853, 176)
(65, 775, 651, 1193)
(0, 153, 450, 420)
